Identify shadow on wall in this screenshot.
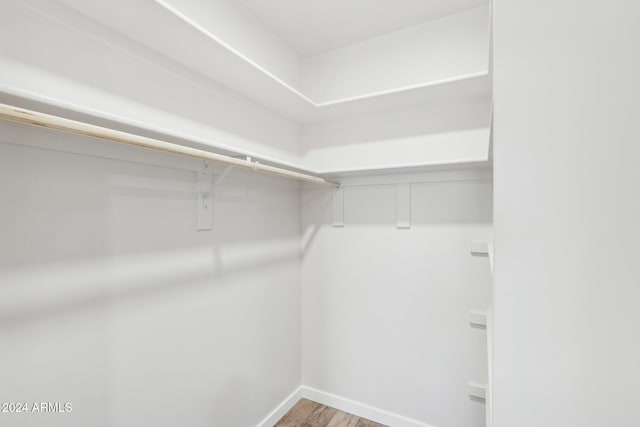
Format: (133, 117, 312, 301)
(0, 125, 302, 260)
(0, 240, 300, 327)
(0, 133, 302, 327)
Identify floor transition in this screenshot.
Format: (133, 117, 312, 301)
(274, 399, 387, 427)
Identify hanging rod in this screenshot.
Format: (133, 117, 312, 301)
(0, 103, 338, 186)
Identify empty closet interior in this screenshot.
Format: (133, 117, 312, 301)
(0, 1, 494, 426)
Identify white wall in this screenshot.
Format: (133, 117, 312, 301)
(493, 0, 640, 426)
(301, 172, 493, 427)
(0, 122, 302, 427)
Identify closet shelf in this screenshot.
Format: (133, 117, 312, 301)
(321, 159, 491, 179)
(1, 89, 492, 184)
(0, 102, 338, 186)
(302, 73, 490, 123)
(56, 1, 491, 124)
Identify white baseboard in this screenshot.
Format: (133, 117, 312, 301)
(256, 385, 438, 427)
(300, 386, 437, 427)
(256, 386, 304, 427)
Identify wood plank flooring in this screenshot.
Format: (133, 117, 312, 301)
(274, 398, 387, 427)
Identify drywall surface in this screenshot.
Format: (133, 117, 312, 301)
(0, 0, 303, 166)
(0, 122, 302, 427)
(301, 6, 490, 103)
(236, 0, 490, 57)
(301, 174, 493, 427)
(493, 0, 640, 426)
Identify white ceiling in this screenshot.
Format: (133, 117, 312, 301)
(237, 0, 488, 57)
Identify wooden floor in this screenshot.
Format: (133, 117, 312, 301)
(274, 398, 387, 427)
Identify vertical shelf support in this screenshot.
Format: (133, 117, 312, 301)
(332, 186, 344, 227)
(468, 236, 493, 424)
(396, 183, 411, 229)
(196, 160, 213, 231)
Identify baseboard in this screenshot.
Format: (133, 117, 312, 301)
(256, 385, 438, 427)
(300, 386, 436, 427)
(256, 386, 304, 427)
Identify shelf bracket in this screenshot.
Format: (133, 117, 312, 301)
(396, 183, 411, 229)
(469, 310, 488, 327)
(332, 187, 344, 227)
(468, 383, 487, 400)
(196, 160, 213, 231)
(470, 240, 489, 255)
